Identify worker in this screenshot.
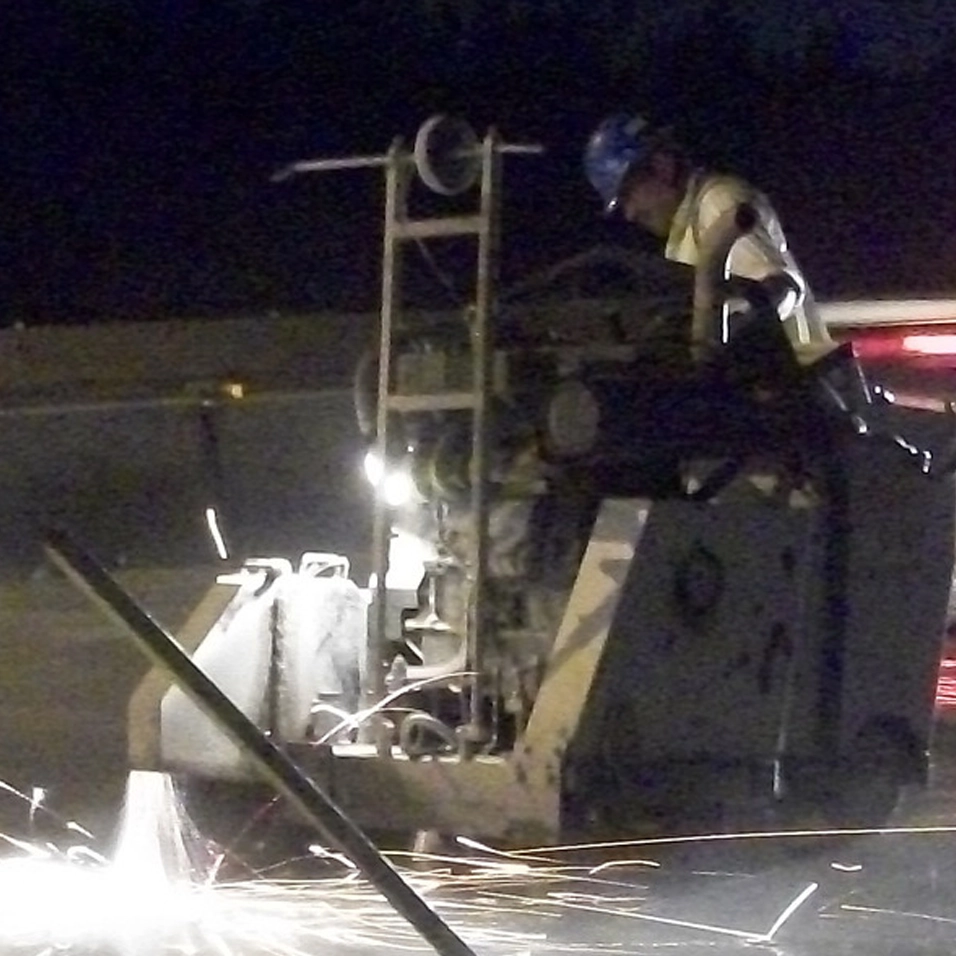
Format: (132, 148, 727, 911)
(583, 113, 832, 351)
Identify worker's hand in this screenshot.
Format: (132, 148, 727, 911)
(759, 271, 804, 319)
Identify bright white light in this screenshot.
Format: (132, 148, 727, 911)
(205, 507, 229, 560)
(777, 288, 799, 319)
(363, 450, 385, 486)
(758, 881, 818, 943)
(873, 384, 897, 403)
(364, 449, 418, 507)
(383, 470, 414, 507)
(386, 529, 436, 589)
(901, 334, 956, 355)
(0, 856, 204, 952)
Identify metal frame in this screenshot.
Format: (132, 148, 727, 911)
(273, 122, 541, 741)
(271, 122, 544, 744)
(368, 134, 503, 741)
(299, 127, 517, 745)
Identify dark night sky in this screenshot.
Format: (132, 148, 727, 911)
(5, 1, 956, 324)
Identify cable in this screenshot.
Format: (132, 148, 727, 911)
(399, 711, 458, 758)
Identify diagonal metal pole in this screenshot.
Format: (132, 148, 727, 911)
(43, 527, 478, 956)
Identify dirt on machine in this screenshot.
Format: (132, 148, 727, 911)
(73, 117, 956, 845)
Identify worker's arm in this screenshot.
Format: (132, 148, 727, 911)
(693, 176, 794, 282)
(692, 176, 832, 346)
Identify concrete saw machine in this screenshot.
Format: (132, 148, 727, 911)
(125, 118, 955, 843)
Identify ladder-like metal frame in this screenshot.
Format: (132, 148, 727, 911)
(272, 121, 541, 750)
(369, 132, 502, 747)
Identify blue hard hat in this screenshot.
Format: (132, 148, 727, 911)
(584, 114, 656, 211)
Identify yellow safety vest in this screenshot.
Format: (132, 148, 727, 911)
(665, 171, 831, 347)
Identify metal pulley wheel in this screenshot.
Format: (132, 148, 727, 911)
(413, 115, 482, 196)
(276, 114, 540, 198)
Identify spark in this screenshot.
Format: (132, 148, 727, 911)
(0, 852, 571, 955)
(28, 786, 45, 828)
(314, 671, 476, 745)
(0, 779, 30, 800)
(512, 823, 956, 856)
(484, 887, 763, 942)
(840, 903, 956, 926)
(1, 771, 952, 955)
(455, 835, 515, 858)
(588, 859, 662, 875)
(0, 808, 823, 956)
(388, 848, 537, 876)
(0, 831, 51, 857)
(206, 506, 230, 560)
(66, 818, 96, 839)
(0, 777, 95, 840)
(755, 882, 819, 943)
(308, 843, 359, 869)
(548, 891, 648, 904)
(456, 834, 559, 866)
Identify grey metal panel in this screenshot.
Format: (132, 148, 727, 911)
(587, 499, 820, 764)
(0, 388, 371, 573)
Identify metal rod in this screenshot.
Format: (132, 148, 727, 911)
(463, 129, 501, 747)
(497, 144, 545, 156)
(289, 155, 390, 172)
(272, 140, 542, 183)
(367, 140, 407, 728)
(42, 527, 479, 956)
(271, 154, 392, 181)
(691, 202, 757, 360)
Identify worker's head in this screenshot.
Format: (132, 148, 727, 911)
(584, 114, 687, 238)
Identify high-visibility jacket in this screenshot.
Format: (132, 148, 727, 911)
(666, 170, 831, 347)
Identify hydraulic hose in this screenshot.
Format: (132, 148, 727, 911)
(691, 202, 758, 360)
(399, 711, 458, 758)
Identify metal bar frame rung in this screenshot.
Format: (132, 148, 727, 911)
(366, 132, 503, 752)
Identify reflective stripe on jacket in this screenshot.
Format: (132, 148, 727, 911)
(665, 171, 830, 346)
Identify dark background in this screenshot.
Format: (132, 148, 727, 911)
(5, 1, 956, 326)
